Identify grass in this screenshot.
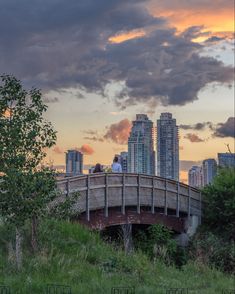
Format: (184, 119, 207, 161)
(0, 219, 234, 293)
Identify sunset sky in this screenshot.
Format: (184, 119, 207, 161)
(0, 0, 234, 182)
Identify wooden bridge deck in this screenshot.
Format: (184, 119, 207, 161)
(56, 172, 201, 232)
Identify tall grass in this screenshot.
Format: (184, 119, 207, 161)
(0, 219, 234, 293)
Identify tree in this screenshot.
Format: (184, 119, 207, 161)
(202, 168, 235, 239)
(0, 75, 57, 269)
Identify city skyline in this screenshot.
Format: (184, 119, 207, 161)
(61, 113, 234, 186)
(0, 1, 234, 183)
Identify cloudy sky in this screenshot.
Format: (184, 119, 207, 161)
(1, 0, 234, 182)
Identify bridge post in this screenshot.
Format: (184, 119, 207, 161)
(164, 179, 167, 215)
(66, 179, 70, 197)
(105, 174, 108, 217)
(188, 186, 191, 222)
(86, 176, 90, 221)
(137, 174, 141, 214)
(199, 191, 202, 225)
(151, 177, 154, 214)
(122, 174, 125, 215)
(176, 182, 180, 217)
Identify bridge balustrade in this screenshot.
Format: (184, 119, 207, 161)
(56, 173, 201, 224)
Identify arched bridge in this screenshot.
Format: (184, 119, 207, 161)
(56, 173, 201, 233)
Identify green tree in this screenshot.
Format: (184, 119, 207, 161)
(0, 75, 57, 269)
(202, 167, 235, 239)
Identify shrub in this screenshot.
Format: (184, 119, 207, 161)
(202, 168, 235, 240)
(134, 224, 187, 267)
(189, 231, 235, 274)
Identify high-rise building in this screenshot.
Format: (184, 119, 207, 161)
(202, 159, 217, 186)
(66, 150, 83, 176)
(116, 152, 128, 173)
(157, 113, 179, 180)
(218, 153, 235, 168)
(188, 166, 203, 188)
(128, 114, 155, 175)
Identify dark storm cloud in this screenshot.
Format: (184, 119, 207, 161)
(0, 0, 233, 107)
(184, 133, 205, 143)
(205, 36, 225, 43)
(213, 117, 235, 138)
(180, 122, 213, 130)
(83, 136, 105, 143)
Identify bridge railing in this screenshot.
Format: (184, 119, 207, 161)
(56, 173, 201, 223)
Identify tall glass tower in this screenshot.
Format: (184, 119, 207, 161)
(66, 150, 83, 176)
(128, 114, 155, 175)
(157, 113, 179, 180)
(202, 158, 217, 186)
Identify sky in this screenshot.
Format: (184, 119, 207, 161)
(0, 0, 234, 182)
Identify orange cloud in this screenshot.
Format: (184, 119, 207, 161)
(104, 119, 132, 145)
(109, 30, 145, 44)
(148, 1, 234, 35)
(53, 146, 64, 154)
(79, 144, 94, 155)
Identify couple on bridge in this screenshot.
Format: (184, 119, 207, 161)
(93, 156, 122, 173)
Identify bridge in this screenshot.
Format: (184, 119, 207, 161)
(56, 173, 202, 235)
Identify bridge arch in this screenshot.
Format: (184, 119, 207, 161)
(56, 172, 201, 233)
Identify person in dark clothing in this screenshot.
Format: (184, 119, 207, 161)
(93, 163, 103, 173)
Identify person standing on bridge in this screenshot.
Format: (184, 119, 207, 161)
(111, 156, 122, 172)
(93, 163, 103, 173)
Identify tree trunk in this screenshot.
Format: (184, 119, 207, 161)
(121, 224, 133, 254)
(15, 227, 22, 270)
(7, 240, 15, 263)
(31, 215, 38, 253)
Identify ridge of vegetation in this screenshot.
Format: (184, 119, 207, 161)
(0, 219, 234, 294)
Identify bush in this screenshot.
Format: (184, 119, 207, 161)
(189, 231, 235, 274)
(202, 168, 235, 239)
(134, 224, 187, 267)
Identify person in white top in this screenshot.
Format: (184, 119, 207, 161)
(111, 156, 122, 172)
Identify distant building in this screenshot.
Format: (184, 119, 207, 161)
(202, 159, 217, 186)
(88, 166, 95, 174)
(116, 152, 128, 173)
(218, 153, 235, 168)
(188, 166, 203, 188)
(157, 113, 179, 180)
(128, 114, 155, 175)
(66, 150, 83, 176)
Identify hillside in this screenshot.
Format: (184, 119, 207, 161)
(0, 219, 234, 293)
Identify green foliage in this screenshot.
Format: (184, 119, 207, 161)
(0, 74, 57, 269)
(134, 224, 186, 267)
(189, 231, 235, 274)
(0, 75, 56, 172)
(0, 219, 233, 293)
(188, 168, 235, 274)
(49, 192, 80, 220)
(202, 168, 235, 239)
(0, 74, 57, 227)
(0, 168, 57, 226)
